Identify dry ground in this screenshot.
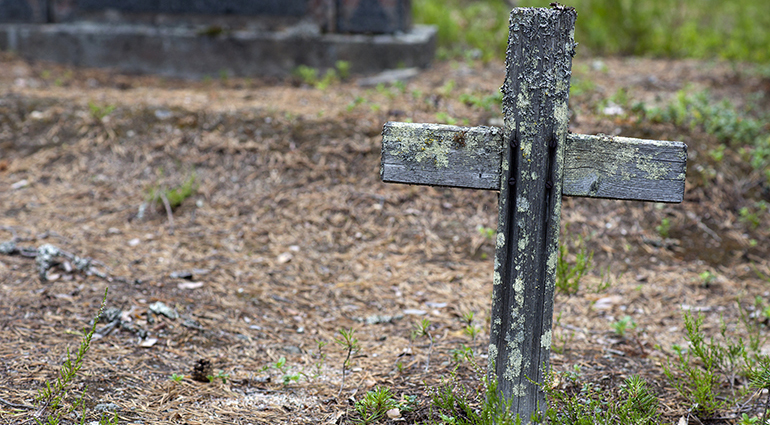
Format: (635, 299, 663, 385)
(0, 52, 769, 424)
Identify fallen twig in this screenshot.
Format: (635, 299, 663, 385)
(0, 396, 34, 410)
(160, 192, 175, 235)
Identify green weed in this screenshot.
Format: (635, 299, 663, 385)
(476, 225, 495, 241)
(430, 368, 521, 425)
(556, 236, 593, 296)
(293, 61, 350, 89)
(260, 357, 298, 385)
(207, 370, 230, 384)
(335, 328, 359, 393)
(412, 318, 434, 371)
(170, 373, 184, 382)
(656, 217, 671, 239)
(663, 311, 728, 417)
(739, 201, 768, 229)
(699, 270, 716, 287)
(459, 91, 502, 113)
(542, 373, 659, 425)
(88, 102, 116, 121)
(435, 111, 457, 125)
(353, 387, 399, 424)
(611, 316, 637, 337)
(34, 288, 117, 425)
(450, 344, 475, 364)
(293, 65, 319, 86)
(335, 60, 351, 80)
(146, 171, 198, 211)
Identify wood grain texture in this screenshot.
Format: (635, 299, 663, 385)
(381, 123, 687, 203)
(380, 122, 503, 190)
(489, 7, 576, 419)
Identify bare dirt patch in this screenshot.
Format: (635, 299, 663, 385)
(1, 53, 769, 424)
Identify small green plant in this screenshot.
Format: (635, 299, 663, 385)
(335, 328, 359, 394)
(611, 315, 637, 337)
(708, 144, 726, 162)
(739, 201, 768, 229)
(261, 357, 300, 385)
(450, 344, 475, 364)
(460, 311, 481, 340)
(294, 63, 348, 89)
(88, 102, 116, 121)
(170, 373, 184, 382)
(738, 413, 761, 425)
(316, 69, 339, 90)
(699, 270, 716, 287)
(430, 368, 520, 425)
(749, 357, 770, 425)
(353, 387, 399, 424)
(663, 311, 727, 417)
(34, 288, 113, 425)
(461, 311, 475, 325)
(476, 225, 495, 241)
(459, 92, 503, 112)
(311, 339, 328, 377)
(464, 324, 481, 341)
(593, 265, 615, 293)
(346, 96, 366, 112)
(556, 236, 593, 296)
(542, 373, 659, 425)
(207, 370, 229, 384)
(146, 171, 198, 212)
(656, 217, 671, 238)
(412, 318, 434, 371)
(335, 60, 351, 80)
(436, 111, 457, 125)
(293, 65, 319, 86)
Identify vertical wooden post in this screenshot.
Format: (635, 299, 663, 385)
(488, 7, 576, 421)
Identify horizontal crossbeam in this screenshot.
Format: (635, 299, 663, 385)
(380, 122, 687, 203)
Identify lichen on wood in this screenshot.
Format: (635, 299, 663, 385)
(381, 123, 687, 203)
(489, 7, 577, 418)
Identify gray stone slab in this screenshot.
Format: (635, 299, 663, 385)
(0, 22, 436, 78)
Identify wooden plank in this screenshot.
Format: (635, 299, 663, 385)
(489, 7, 575, 418)
(380, 122, 503, 190)
(381, 123, 687, 203)
(564, 134, 687, 203)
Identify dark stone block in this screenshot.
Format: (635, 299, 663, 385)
(74, 0, 308, 16)
(336, 0, 410, 33)
(0, 0, 48, 23)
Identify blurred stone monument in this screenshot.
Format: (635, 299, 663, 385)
(0, 0, 435, 78)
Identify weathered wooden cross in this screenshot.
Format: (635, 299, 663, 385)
(379, 6, 687, 422)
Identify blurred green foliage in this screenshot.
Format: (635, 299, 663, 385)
(413, 0, 770, 63)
